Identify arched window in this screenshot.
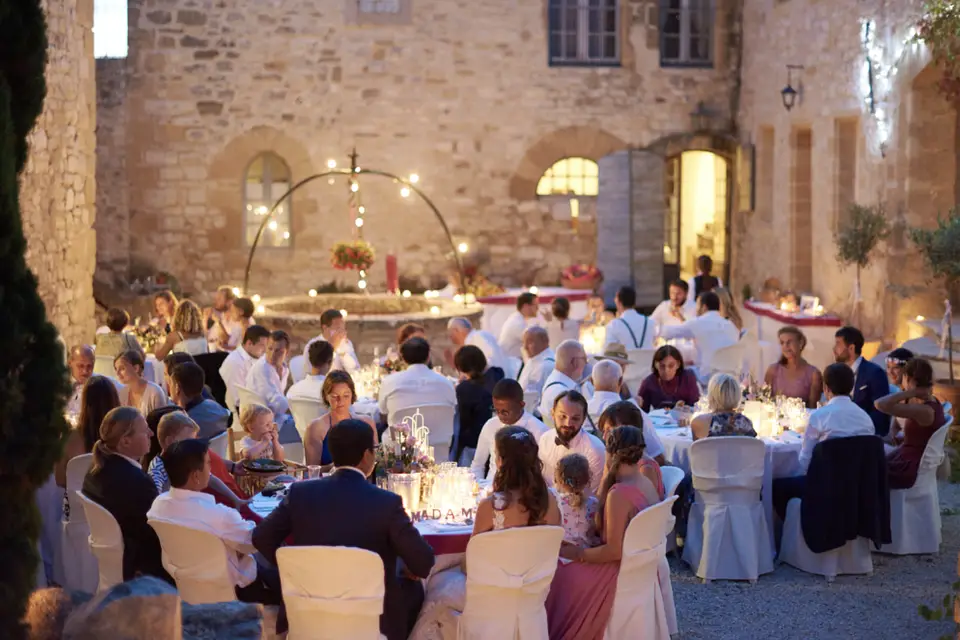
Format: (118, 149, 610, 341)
(244, 153, 292, 248)
(536, 157, 599, 222)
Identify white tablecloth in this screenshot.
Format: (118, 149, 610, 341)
(476, 287, 591, 338)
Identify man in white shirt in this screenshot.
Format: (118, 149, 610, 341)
(218, 325, 270, 410)
(651, 279, 690, 330)
(772, 363, 876, 519)
(586, 359, 665, 464)
(517, 326, 555, 397)
(378, 337, 456, 424)
(471, 379, 549, 481)
(67, 345, 95, 416)
(539, 340, 588, 427)
(147, 438, 282, 605)
(498, 292, 540, 359)
(604, 286, 655, 350)
(302, 309, 360, 374)
(286, 340, 334, 402)
(660, 291, 739, 375)
(246, 330, 291, 418)
(538, 390, 606, 494)
(447, 317, 511, 375)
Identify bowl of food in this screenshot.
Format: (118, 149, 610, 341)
(238, 458, 287, 495)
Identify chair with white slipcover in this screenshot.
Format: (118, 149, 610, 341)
(458, 525, 564, 639)
(778, 499, 873, 581)
(289, 355, 307, 383)
(232, 385, 268, 459)
(390, 405, 457, 462)
(54, 454, 99, 593)
(879, 421, 951, 555)
(658, 465, 685, 636)
(660, 465, 685, 556)
(76, 490, 125, 592)
(277, 546, 387, 640)
(94, 355, 116, 378)
(208, 430, 229, 461)
(624, 349, 657, 396)
(605, 496, 678, 640)
(148, 518, 237, 604)
(707, 341, 745, 379)
(682, 437, 774, 582)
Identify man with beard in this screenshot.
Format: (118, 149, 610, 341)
(651, 279, 689, 329)
(538, 390, 605, 495)
(833, 325, 890, 436)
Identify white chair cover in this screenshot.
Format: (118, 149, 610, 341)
(290, 355, 307, 383)
(208, 431, 229, 460)
(707, 342, 745, 379)
(682, 437, 774, 581)
(76, 491, 125, 592)
(660, 464, 684, 558)
(54, 455, 99, 593)
(390, 405, 457, 462)
(236, 385, 267, 412)
(658, 466, 684, 635)
(149, 518, 237, 604)
(277, 546, 386, 640)
(880, 421, 951, 555)
(93, 355, 116, 378)
(605, 496, 677, 640)
(778, 498, 873, 580)
(458, 525, 564, 640)
(290, 398, 324, 442)
(624, 349, 657, 395)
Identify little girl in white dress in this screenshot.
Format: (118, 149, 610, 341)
(554, 453, 600, 547)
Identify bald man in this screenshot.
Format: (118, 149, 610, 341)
(67, 345, 95, 415)
(587, 359, 665, 464)
(518, 326, 554, 397)
(446, 317, 511, 375)
(538, 340, 588, 427)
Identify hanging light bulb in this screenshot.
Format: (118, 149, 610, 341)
(340, 309, 349, 318)
(359, 270, 366, 277)
(282, 230, 290, 239)
(400, 187, 410, 198)
(327, 159, 337, 169)
(358, 280, 367, 289)
(251, 294, 261, 303)
(350, 182, 359, 192)
(358, 206, 365, 214)
(256, 304, 265, 314)
(409, 173, 419, 184)
(268, 220, 278, 231)
(308, 289, 318, 297)
(458, 242, 469, 254)
(231, 287, 241, 296)
(354, 167, 361, 173)
(355, 218, 364, 228)
(430, 306, 440, 316)
(402, 290, 411, 298)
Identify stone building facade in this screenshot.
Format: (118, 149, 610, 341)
(20, 0, 97, 348)
(96, 0, 741, 300)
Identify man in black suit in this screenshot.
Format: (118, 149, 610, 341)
(833, 326, 891, 436)
(253, 419, 435, 640)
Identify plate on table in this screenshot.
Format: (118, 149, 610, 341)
(648, 411, 677, 429)
(242, 458, 285, 474)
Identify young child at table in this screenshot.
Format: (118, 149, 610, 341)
(149, 412, 200, 493)
(238, 403, 285, 462)
(554, 453, 600, 547)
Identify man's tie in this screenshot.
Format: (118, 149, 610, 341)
(555, 435, 570, 448)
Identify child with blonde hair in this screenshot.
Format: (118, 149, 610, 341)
(239, 403, 284, 462)
(554, 453, 600, 547)
(149, 412, 199, 492)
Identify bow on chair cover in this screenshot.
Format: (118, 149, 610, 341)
(459, 525, 564, 640)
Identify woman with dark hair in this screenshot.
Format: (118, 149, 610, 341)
(876, 358, 947, 489)
(596, 400, 668, 469)
(95, 307, 144, 358)
(304, 370, 379, 467)
(115, 350, 169, 415)
(764, 325, 822, 408)
(454, 345, 504, 465)
(885, 347, 915, 391)
(153, 290, 178, 335)
(545, 425, 663, 639)
(546, 296, 581, 349)
(636, 345, 700, 411)
(55, 375, 122, 495)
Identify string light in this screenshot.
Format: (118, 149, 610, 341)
(358, 280, 368, 289)
(358, 206, 365, 214)
(402, 290, 412, 298)
(400, 187, 410, 198)
(268, 220, 278, 231)
(430, 306, 440, 316)
(859, 20, 920, 156)
(458, 242, 469, 254)
(231, 287, 240, 296)
(350, 182, 359, 192)
(251, 294, 261, 303)
(283, 230, 290, 239)
(327, 159, 337, 169)
(355, 218, 364, 227)
(409, 174, 419, 184)
(256, 304, 265, 314)
(340, 309, 349, 318)
(308, 289, 318, 297)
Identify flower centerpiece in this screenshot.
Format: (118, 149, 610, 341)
(561, 263, 603, 290)
(132, 317, 165, 352)
(375, 416, 435, 512)
(380, 349, 408, 376)
(331, 239, 375, 271)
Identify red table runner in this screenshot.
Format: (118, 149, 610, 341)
(743, 300, 843, 328)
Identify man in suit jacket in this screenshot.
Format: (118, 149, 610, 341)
(833, 326, 891, 437)
(253, 419, 435, 640)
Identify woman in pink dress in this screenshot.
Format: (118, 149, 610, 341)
(545, 425, 663, 640)
(764, 325, 823, 408)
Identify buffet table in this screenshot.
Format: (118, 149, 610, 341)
(475, 287, 591, 337)
(742, 300, 843, 373)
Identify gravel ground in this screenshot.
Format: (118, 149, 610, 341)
(669, 481, 960, 639)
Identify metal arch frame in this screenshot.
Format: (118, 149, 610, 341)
(242, 168, 466, 296)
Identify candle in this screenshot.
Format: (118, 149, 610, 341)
(386, 253, 399, 294)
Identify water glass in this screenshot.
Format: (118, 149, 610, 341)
(307, 465, 322, 479)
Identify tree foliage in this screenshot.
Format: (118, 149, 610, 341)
(910, 207, 960, 293)
(834, 203, 890, 269)
(0, 2, 72, 636)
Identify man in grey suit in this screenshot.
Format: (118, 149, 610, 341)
(253, 420, 435, 640)
(170, 361, 231, 441)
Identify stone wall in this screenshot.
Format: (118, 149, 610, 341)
(106, 0, 739, 299)
(19, 0, 97, 348)
(737, 0, 945, 342)
(95, 58, 129, 287)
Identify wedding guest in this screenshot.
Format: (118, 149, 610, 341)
(691, 374, 756, 440)
(471, 380, 549, 481)
(220, 324, 271, 410)
(651, 280, 689, 330)
(546, 425, 663, 640)
(772, 363, 876, 519)
(95, 308, 144, 359)
(154, 290, 178, 335)
(148, 438, 283, 608)
(67, 345, 95, 416)
(833, 325, 890, 436)
(286, 339, 334, 402)
(538, 340, 588, 427)
(660, 291, 739, 376)
(715, 287, 744, 334)
(637, 345, 700, 411)
(876, 358, 947, 489)
(554, 453, 600, 547)
(764, 326, 823, 408)
(604, 286, 654, 350)
(545, 297, 581, 349)
(886, 347, 915, 391)
(246, 330, 291, 418)
(588, 366, 666, 466)
(115, 350, 169, 415)
(169, 362, 230, 440)
(214, 296, 256, 353)
(447, 317, 511, 375)
(517, 326, 555, 398)
(304, 371, 379, 467)
(205, 285, 235, 347)
(397, 323, 426, 346)
(148, 411, 200, 493)
(155, 300, 210, 359)
(498, 292, 540, 359)
(684, 254, 722, 317)
(55, 375, 121, 491)
(378, 337, 456, 424)
(254, 419, 436, 640)
(302, 309, 360, 374)
(82, 406, 171, 583)
(238, 403, 284, 462)
(538, 391, 605, 494)
(454, 345, 504, 465)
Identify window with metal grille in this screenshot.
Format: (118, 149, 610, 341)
(548, 0, 620, 66)
(660, 0, 714, 68)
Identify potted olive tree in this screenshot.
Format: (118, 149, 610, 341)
(834, 203, 890, 326)
(910, 208, 960, 410)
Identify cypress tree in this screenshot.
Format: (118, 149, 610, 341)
(0, 2, 72, 636)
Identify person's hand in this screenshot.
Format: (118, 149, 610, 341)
(559, 542, 584, 562)
(232, 463, 247, 477)
(233, 496, 252, 509)
(329, 327, 347, 348)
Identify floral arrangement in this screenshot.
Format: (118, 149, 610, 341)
(376, 423, 433, 475)
(561, 264, 603, 290)
(380, 350, 408, 376)
(453, 265, 504, 297)
(331, 240, 375, 271)
(744, 378, 774, 404)
(132, 318, 165, 352)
